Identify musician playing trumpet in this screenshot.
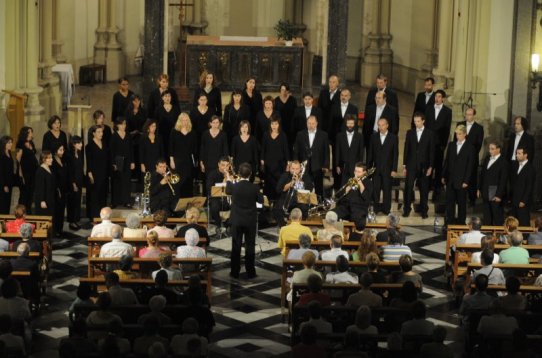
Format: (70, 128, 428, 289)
(332, 162, 373, 230)
(150, 158, 175, 214)
(273, 160, 314, 227)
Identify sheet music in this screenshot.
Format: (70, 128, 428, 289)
(215, 182, 226, 187)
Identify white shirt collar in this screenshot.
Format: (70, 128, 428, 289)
(516, 130, 524, 137)
(380, 131, 388, 137)
(491, 153, 501, 161)
(435, 103, 443, 109)
(417, 126, 424, 132)
(457, 140, 465, 146)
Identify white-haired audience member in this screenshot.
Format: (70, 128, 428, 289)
(12, 223, 40, 252)
(123, 213, 147, 238)
(376, 213, 405, 244)
(99, 225, 134, 258)
(287, 234, 319, 260)
(500, 230, 529, 264)
(137, 295, 172, 325)
(316, 211, 344, 241)
(320, 235, 349, 261)
(170, 317, 208, 356)
(91, 207, 121, 237)
(176, 229, 206, 259)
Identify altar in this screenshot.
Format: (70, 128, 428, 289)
(185, 35, 304, 91)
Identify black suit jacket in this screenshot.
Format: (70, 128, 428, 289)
(292, 106, 323, 133)
(293, 130, 330, 172)
(455, 121, 484, 155)
(363, 104, 399, 144)
(509, 161, 535, 206)
(365, 87, 399, 115)
(478, 155, 508, 201)
(403, 128, 435, 172)
(367, 132, 398, 175)
(425, 105, 452, 148)
(150, 172, 172, 211)
(413, 91, 435, 117)
(276, 172, 314, 197)
(442, 141, 475, 189)
(318, 88, 341, 133)
(335, 131, 364, 176)
(226, 180, 263, 226)
(507, 132, 535, 161)
(330, 102, 358, 135)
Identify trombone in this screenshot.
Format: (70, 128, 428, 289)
(164, 167, 180, 196)
(334, 167, 376, 202)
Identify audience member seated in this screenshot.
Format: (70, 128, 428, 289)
(123, 213, 147, 238)
(334, 330, 369, 358)
(0, 260, 13, 289)
(346, 305, 378, 335)
(142, 269, 180, 304)
(85, 292, 122, 328)
(473, 249, 505, 285)
(12, 223, 40, 253)
(376, 213, 405, 244)
(392, 254, 423, 292)
(346, 272, 383, 307)
(58, 319, 97, 357)
(400, 301, 434, 336)
(471, 236, 500, 264)
(528, 216, 542, 245)
(278, 208, 314, 256)
(419, 325, 453, 358)
(177, 228, 206, 259)
(170, 317, 209, 357)
(139, 231, 165, 258)
(458, 216, 484, 244)
(181, 290, 215, 339)
(132, 316, 170, 356)
(137, 295, 171, 326)
(320, 235, 349, 261)
(347, 221, 365, 242)
(152, 253, 182, 281)
(147, 342, 167, 358)
(352, 229, 379, 261)
(287, 233, 319, 260)
(325, 255, 358, 284)
(364, 253, 386, 283)
(297, 274, 331, 306)
(177, 207, 210, 244)
(288, 251, 322, 302)
(69, 282, 94, 321)
(0, 314, 26, 356)
(148, 210, 175, 238)
(91, 207, 121, 238)
(179, 276, 209, 307)
(382, 230, 411, 261)
(298, 301, 332, 334)
(498, 276, 527, 310)
(113, 254, 139, 279)
(96, 319, 131, 355)
(5, 205, 35, 234)
(291, 323, 326, 358)
(499, 216, 519, 244)
(105, 272, 139, 305)
(99, 225, 134, 258)
(500, 230, 529, 264)
(459, 274, 495, 326)
(9, 243, 39, 278)
(390, 281, 418, 310)
(477, 299, 519, 338)
(316, 211, 344, 241)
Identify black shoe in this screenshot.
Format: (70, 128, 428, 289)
(421, 213, 429, 219)
(402, 211, 410, 218)
(229, 272, 239, 279)
(247, 273, 258, 279)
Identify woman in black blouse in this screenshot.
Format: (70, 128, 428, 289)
(274, 82, 297, 149)
(231, 120, 259, 181)
(154, 90, 180, 159)
(15, 127, 38, 213)
(67, 136, 84, 230)
(190, 93, 213, 139)
(42, 115, 68, 154)
(86, 125, 109, 219)
(52, 143, 69, 236)
(193, 71, 222, 117)
(33, 151, 55, 216)
(147, 74, 179, 119)
(87, 110, 112, 146)
(0, 136, 15, 214)
(139, 119, 164, 174)
(170, 113, 198, 198)
(111, 77, 134, 121)
(200, 116, 229, 193)
(110, 118, 134, 208)
(223, 89, 250, 143)
(125, 94, 147, 181)
(241, 77, 263, 131)
(260, 117, 290, 200)
(255, 95, 281, 144)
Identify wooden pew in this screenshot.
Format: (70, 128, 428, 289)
(93, 217, 208, 228)
(0, 232, 49, 242)
(465, 263, 542, 290)
(476, 284, 542, 294)
(291, 282, 403, 305)
(0, 215, 53, 235)
(86, 236, 208, 258)
(0, 252, 40, 258)
(297, 220, 386, 238)
(284, 240, 386, 257)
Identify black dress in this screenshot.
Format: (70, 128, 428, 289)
(67, 150, 84, 224)
(193, 87, 222, 117)
(189, 106, 213, 139)
(16, 140, 38, 213)
(230, 135, 259, 178)
(255, 110, 281, 144)
(125, 106, 147, 175)
(261, 131, 290, 200)
(242, 90, 263, 131)
(33, 166, 55, 216)
(86, 140, 109, 219)
(86, 125, 112, 147)
(0, 153, 15, 214)
(154, 104, 180, 158)
(147, 87, 179, 120)
(111, 90, 134, 121)
(42, 130, 68, 153)
(52, 157, 69, 234)
(139, 135, 164, 173)
(274, 95, 297, 149)
(222, 104, 251, 143)
(109, 131, 133, 206)
(169, 130, 198, 198)
(200, 131, 229, 194)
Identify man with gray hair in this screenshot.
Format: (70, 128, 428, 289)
(99, 225, 134, 258)
(12, 223, 40, 253)
(376, 213, 406, 244)
(91, 207, 121, 237)
(287, 234, 319, 260)
(499, 231, 529, 264)
(123, 213, 147, 238)
(10, 243, 39, 279)
(458, 217, 484, 245)
(278, 208, 314, 256)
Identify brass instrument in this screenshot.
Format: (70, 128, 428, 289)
(141, 171, 152, 216)
(334, 167, 376, 202)
(308, 198, 335, 217)
(164, 166, 180, 196)
(282, 160, 307, 214)
(226, 157, 240, 182)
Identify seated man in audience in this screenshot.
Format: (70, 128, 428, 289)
(112, 254, 138, 279)
(346, 305, 378, 335)
(477, 299, 519, 338)
(0, 314, 26, 356)
(9, 243, 39, 279)
(288, 251, 322, 302)
(12, 223, 40, 253)
(376, 213, 405, 244)
(500, 230, 529, 264)
(137, 295, 171, 325)
(287, 233, 319, 260)
(177, 207, 210, 244)
(278, 208, 314, 256)
(393, 254, 423, 292)
(152, 253, 182, 281)
(123, 213, 147, 238)
(96, 319, 130, 355)
(499, 275, 527, 310)
(291, 323, 326, 358)
(325, 255, 358, 284)
(148, 210, 175, 238)
(142, 269, 180, 304)
(419, 326, 453, 358)
(133, 316, 169, 356)
(459, 274, 495, 326)
(471, 236, 500, 264)
(298, 301, 332, 334)
(105, 272, 139, 305)
(473, 249, 505, 285)
(320, 235, 349, 261)
(382, 230, 412, 261)
(346, 272, 383, 308)
(99, 225, 134, 258)
(170, 317, 209, 356)
(58, 319, 97, 357)
(458, 216, 484, 244)
(5, 205, 35, 233)
(297, 274, 331, 306)
(90, 207, 120, 237)
(400, 301, 435, 336)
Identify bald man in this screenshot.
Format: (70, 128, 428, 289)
(330, 88, 359, 137)
(318, 75, 342, 137)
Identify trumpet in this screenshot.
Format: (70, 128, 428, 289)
(164, 167, 180, 195)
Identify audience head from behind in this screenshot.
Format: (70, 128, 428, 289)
(16, 242, 30, 258)
(146, 230, 159, 247)
(357, 229, 378, 261)
(335, 255, 349, 273)
(148, 342, 167, 358)
(386, 213, 399, 229)
(301, 251, 316, 269)
(412, 301, 427, 319)
(185, 228, 200, 247)
(125, 213, 142, 229)
(149, 295, 167, 313)
(307, 300, 323, 320)
(19, 223, 33, 240)
(100, 207, 113, 221)
(307, 274, 323, 293)
(474, 273, 489, 292)
(399, 254, 413, 273)
(118, 254, 133, 272)
(289, 208, 303, 222)
(105, 272, 120, 288)
(238, 162, 252, 179)
(111, 225, 122, 240)
(360, 272, 373, 289)
(387, 229, 402, 245)
(182, 317, 199, 334)
(155, 269, 169, 287)
(298, 233, 312, 249)
(504, 216, 519, 234)
(400, 281, 418, 303)
(159, 253, 173, 269)
(324, 211, 338, 227)
(467, 216, 482, 231)
(354, 305, 372, 329)
(153, 210, 168, 227)
(96, 292, 113, 311)
(366, 252, 380, 272)
(508, 230, 523, 247)
(13, 204, 27, 220)
(506, 276, 521, 295)
(0, 260, 13, 280)
(77, 282, 92, 302)
(534, 216, 542, 232)
(330, 235, 343, 249)
(186, 207, 201, 224)
(480, 249, 495, 267)
(480, 236, 496, 252)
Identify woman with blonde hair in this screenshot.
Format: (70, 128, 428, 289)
(139, 231, 164, 258)
(169, 113, 198, 198)
(353, 229, 379, 262)
(193, 71, 222, 117)
(177, 207, 209, 244)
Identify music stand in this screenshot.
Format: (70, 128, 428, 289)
(174, 196, 206, 212)
(210, 184, 230, 239)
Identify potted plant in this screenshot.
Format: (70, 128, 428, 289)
(274, 19, 296, 46)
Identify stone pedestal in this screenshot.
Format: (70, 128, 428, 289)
(326, 0, 348, 80)
(143, 0, 165, 96)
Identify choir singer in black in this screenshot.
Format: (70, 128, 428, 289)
(477, 141, 508, 226)
(509, 147, 535, 227)
(150, 159, 175, 214)
(335, 114, 364, 187)
(225, 162, 263, 279)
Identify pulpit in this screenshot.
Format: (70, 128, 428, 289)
(186, 36, 304, 91)
(2, 90, 26, 140)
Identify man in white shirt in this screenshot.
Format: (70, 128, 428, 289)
(320, 235, 349, 261)
(91, 207, 121, 238)
(458, 217, 485, 244)
(99, 225, 134, 258)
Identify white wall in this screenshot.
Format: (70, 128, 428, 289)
(346, 0, 363, 82)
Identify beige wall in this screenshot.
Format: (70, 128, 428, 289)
(346, 0, 363, 82)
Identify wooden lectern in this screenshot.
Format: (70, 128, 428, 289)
(2, 90, 26, 141)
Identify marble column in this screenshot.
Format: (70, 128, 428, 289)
(106, 0, 124, 80)
(378, 0, 392, 78)
(418, 0, 439, 90)
(187, 0, 208, 35)
(433, 0, 454, 86)
(143, 0, 165, 97)
(326, 0, 348, 81)
(94, 0, 108, 65)
(52, 0, 66, 63)
(361, 0, 383, 87)
(40, 0, 62, 117)
(23, 0, 44, 126)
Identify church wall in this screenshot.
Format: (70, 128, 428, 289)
(119, 0, 144, 76)
(345, 0, 364, 83)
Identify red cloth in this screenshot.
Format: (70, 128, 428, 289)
(5, 219, 35, 234)
(298, 292, 331, 307)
